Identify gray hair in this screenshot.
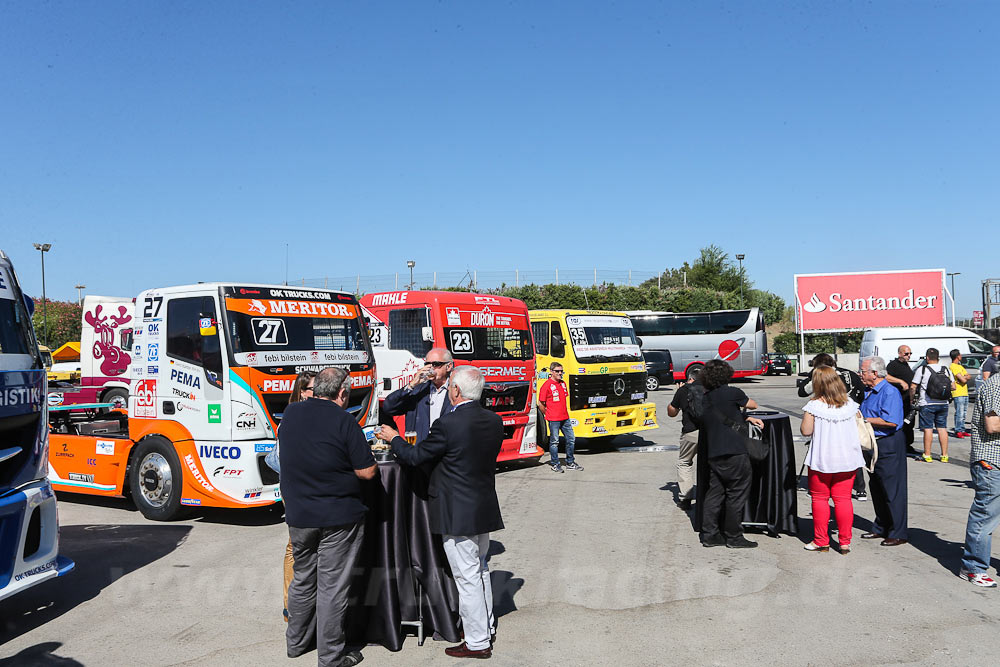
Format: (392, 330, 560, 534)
(862, 356, 888, 377)
(313, 367, 352, 400)
(451, 365, 484, 401)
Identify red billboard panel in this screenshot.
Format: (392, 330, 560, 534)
(794, 269, 945, 333)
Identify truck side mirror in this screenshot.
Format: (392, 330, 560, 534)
(421, 326, 434, 342)
(636, 336, 643, 347)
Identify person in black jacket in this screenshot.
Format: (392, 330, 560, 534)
(381, 347, 454, 443)
(381, 365, 504, 660)
(797, 353, 869, 500)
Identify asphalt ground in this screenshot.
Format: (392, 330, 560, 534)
(3, 374, 1000, 666)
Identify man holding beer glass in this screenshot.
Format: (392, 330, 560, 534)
(382, 348, 455, 443)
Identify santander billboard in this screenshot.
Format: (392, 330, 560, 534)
(794, 269, 945, 333)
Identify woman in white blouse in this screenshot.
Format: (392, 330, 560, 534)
(800, 366, 865, 553)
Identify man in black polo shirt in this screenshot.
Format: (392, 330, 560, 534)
(280, 367, 376, 667)
(886, 345, 920, 457)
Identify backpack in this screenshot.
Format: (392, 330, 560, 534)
(922, 365, 952, 401)
(684, 383, 707, 427)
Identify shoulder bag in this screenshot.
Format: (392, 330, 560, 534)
(855, 411, 878, 472)
(716, 408, 769, 462)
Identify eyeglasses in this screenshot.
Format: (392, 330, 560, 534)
(551, 369, 564, 374)
(426, 361, 449, 368)
(902, 352, 911, 356)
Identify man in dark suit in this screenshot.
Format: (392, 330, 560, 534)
(382, 347, 454, 442)
(280, 367, 377, 667)
(381, 365, 504, 659)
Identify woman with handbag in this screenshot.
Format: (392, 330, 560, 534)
(699, 360, 765, 549)
(801, 366, 866, 554)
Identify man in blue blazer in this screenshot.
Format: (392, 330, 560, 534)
(382, 348, 454, 442)
(381, 365, 504, 660)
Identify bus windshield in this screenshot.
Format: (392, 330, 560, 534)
(564, 314, 641, 363)
(444, 327, 533, 361)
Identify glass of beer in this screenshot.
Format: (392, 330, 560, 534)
(405, 431, 417, 445)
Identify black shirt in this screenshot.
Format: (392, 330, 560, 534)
(886, 358, 915, 410)
(278, 397, 376, 528)
(670, 383, 699, 433)
(703, 385, 750, 458)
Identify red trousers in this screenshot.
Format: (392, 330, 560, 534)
(808, 469, 856, 547)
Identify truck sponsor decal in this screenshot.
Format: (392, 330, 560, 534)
(369, 292, 408, 306)
(134, 380, 157, 417)
(207, 403, 222, 424)
(14, 560, 56, 582)
(96, 440, 115, 455)
(170, 369, 202, 389)
(227, 298, 357, 319)
(184, 453, 216, 493)
(234, 350, 369, 366)
(85, 304, 133, 376)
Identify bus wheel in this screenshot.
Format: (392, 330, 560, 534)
(645, 375, 660, 392)
(685, 364, 704, 382)
(102, 387, 129, 410)
(129, 437, 184, 521)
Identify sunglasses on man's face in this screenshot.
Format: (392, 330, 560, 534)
(426, 361, 449, 368)
(551, 369, 563, 374)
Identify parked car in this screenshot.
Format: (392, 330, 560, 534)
(763, 353, 792, 376)
(642, 350, 674, 391)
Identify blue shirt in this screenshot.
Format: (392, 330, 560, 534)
(860, 378, 904, 437)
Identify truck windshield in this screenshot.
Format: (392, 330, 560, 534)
(226, 310, 369, 365)
(0, 288, 36, 361)
(443, 327, 533, 361)
(565, 314, 641, 363)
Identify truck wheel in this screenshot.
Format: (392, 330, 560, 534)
(536, 408, 549, 462)
(102, 387, 129, 410)
(645, 375, 660, 392)
(129, 437, 184, 521)
(685, 364, 704, 382)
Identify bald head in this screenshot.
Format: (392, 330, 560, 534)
(897, 345, 912, 362)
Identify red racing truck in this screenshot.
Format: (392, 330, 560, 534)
(360, 291, 540, 463)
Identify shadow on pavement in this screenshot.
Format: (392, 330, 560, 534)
(0, 523, 191, 644)
(0, 642, 83, 666)
(53, 491, 136, 514)
(906, 526, 964, 573)
(487, 540, 521, 619)
(190, 503, 286, 526)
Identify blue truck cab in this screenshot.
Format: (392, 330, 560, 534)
(0, 249, 73, 601)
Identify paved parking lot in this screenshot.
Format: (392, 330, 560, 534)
(3, 375, 1000, 666)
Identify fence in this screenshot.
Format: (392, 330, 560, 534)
(289, 269, 662, 295)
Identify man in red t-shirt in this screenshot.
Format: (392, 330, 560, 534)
(538, 362, 582, 472)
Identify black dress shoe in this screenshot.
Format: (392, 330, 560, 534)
(445, 642, 492, 659)
(678, 498, 693, 511)
(860, 532, 884, 539)
(701, 534, 726, 547)
(726, 536, 758, 549)
(880, 538, 908, 547)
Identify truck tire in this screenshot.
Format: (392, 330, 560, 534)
(536, 408, 549, 462)
(129, 437, 184, 521)
(102, 387, 129, 410)
(685, 363, 704, 382)
(645, 375, 660, 392)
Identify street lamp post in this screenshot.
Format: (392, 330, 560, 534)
(33, 243, 52, 347)
(947, 272, 961, 326)
(406, 260, 415, 290)
(735, 254, 745, 308)
(75, 284, 86, 308)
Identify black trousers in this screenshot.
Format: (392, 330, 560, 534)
(853, 467, 866, 494)
(869, 430, 908, 540)
(701, 453, 752, 540)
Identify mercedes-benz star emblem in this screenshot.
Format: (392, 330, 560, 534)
(613, 378, 626, 396)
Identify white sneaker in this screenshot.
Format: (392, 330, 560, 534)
(959, 569, 998, 587)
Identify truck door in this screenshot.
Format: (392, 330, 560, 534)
(165, 295, 228, 441)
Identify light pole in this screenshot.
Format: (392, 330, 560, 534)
(947, 272, 961, 326)
(735, 253, 745, 308)
(406, 260, 415, 290)
(75, 283, 86, 308)
(33, 243, 52, 347)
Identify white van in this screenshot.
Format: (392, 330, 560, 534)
(860, 326, 994, 367)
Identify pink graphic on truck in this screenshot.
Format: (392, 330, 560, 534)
(85, 304, 133, 376)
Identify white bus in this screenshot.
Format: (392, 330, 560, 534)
(627, 308, 767, 382)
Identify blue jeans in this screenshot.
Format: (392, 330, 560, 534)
(954, 396, 969, 432)
(961, 463, 1000, 573)
(919, 403, 949, 430)
(548, 420, 575, 465)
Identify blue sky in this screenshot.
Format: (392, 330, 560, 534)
(2, 2, 996, 317)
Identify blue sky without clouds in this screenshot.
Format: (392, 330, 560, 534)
(2, 2, 996, 316)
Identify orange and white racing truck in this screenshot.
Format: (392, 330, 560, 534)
(359, 290, 540, 463)
(47, 284, 378, 520)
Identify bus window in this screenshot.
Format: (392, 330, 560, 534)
(674, 314, 710, 335)
(633, 316, 673, 337)
(531, 321, 549, 355)
(388, 308, 432, 358)
(550, 321, 565, 358)
(710, 311, 748, 334)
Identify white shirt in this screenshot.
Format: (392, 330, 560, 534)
(428, 380, 450, 425)
(802, 399, 865, 474)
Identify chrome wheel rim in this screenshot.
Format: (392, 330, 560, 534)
(137, 452, 172, 508)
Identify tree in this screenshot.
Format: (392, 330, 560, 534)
(31, 299, 82, 350)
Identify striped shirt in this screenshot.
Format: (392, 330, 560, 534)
(971, 374, 1000, 467)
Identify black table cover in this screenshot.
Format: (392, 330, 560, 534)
(694, 412, 798, 536)
(346, 461, 461, 650)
